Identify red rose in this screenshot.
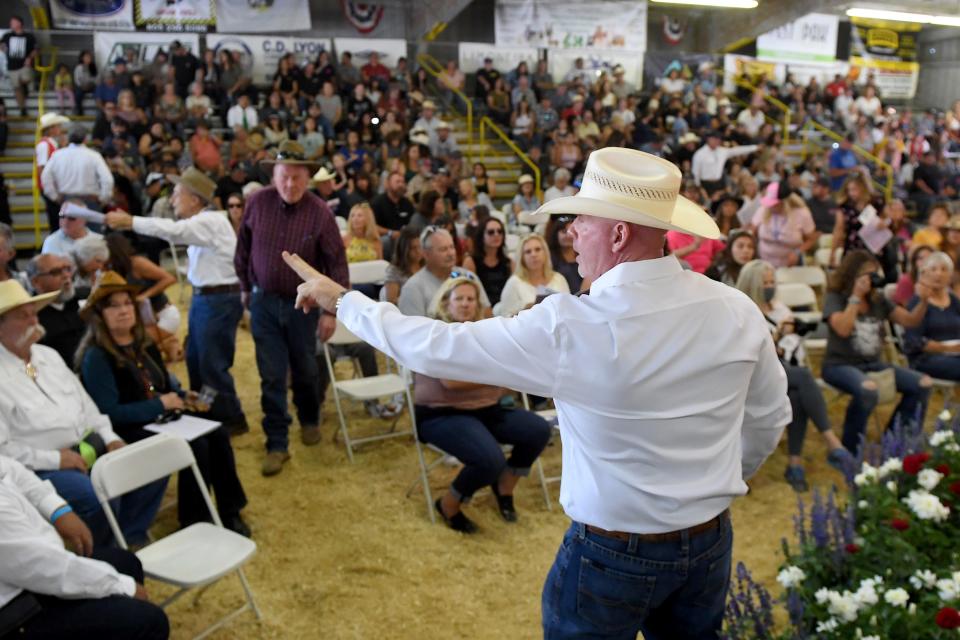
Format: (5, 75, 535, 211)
(950, 481, 960, 497)
(890, 518, 910, 531)
(903, 452, 932, 475)
(845, 543, 861, 554)
(936, 464, 951, 475)
(936, 607, 960, 629)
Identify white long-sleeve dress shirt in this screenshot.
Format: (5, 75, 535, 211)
(132, 210, 239, 288)
(0, 455, 136, 608)
(691, 143, 758, 184)
(339, 255, 790, 533)
(0, 344, 120, 471)
(40, 143, 114, 203)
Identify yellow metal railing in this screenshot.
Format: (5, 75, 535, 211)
(799, 119, 894, 202)
(716, 69, 793, 147)
(416, 52, 473, 164)
(478, 116, 542, 202)
(30, 46, 57, 248)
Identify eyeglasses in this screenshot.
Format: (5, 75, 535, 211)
(36, 265, 74, 277)
(485, 228, 504, 236)
(449, 270, 478, 281)
(227, 202, 244, 209)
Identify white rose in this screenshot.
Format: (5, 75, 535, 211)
(908, 603, 917, 615)
(918, 468, 944, 491)
(931, 430, 955, 447)
(816, 618, 840, 633)
(946, 443, 960, 453)
(828, 591, 860, 622)
(815, 587, 832, 604)
(886, 480, 898, 492)
(777, 566, 806, 589)
(884, 588, 909, 607)
(905, 490, 951, 522)
(879, 458, 903, 477)
(858, 500, 869, 509)
(938, 578, 959, 601)
(854, 584, 878, 607)
(939, 409, 952, 422)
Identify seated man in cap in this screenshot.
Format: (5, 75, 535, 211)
(214, 159, 252, 210)
(0, 280, 167, 545)
(0, 453, 169, 639)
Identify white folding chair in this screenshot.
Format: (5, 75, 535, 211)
(160, 241, 190, 303)
(348, 259, 390, 285)
(818, 235, 833, 250)
(777, 282, 819, 312)
(90, 433, 261, 640)
(815, 247, 842, 269)
(776, 266, 827, 291)
(522, 392, 561, 505)
(324, 320, 414, 462)
(335, 216, 347, 233)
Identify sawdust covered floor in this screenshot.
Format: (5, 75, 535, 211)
(152, 284, 941, 639)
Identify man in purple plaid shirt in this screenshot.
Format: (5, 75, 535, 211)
(235, 141, 349, 477)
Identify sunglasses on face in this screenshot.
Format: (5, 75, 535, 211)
(227, 202, 243, 208)
(449, 270, 478, 282)
(485, 228, 503, 236)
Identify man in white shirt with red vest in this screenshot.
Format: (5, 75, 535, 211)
(285, 147, 791, 639)
(35, 112, 69, 234)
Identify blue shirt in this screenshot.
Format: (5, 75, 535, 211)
(94, 82, 120, 105)
(904, 293, 960, 362)
(829, 148, 858, 191)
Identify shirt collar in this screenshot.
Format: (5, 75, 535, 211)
(590, 255, 683, 296)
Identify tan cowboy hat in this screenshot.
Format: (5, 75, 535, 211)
(311, 167, 336, 184)
(436, 120, 452, 130)
(518, 174, 534, 186)
(678, 132, 700, 145)
(532, 147, 721, 239)
(421, 100, 437, 110)
(168, 167, 216, 204)
(0, 281, 58, 317)
(260, 140, 321, 173)
(79, 271, 141, 320)
(39, 112, 70, 132)
(246, 132, 266, 152)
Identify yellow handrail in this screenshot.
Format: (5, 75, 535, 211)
(416, 52, 473, 164)
(799, 119, 894, 203)
(716, 69, 792, 147)
(478, 116, 542, 202)
(31, 46, 57, 249)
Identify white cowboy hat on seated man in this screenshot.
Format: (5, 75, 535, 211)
(0, 280, 59, 317)
(533, 147, 721, 239)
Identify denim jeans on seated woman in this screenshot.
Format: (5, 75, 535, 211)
(541, 514, 733, 640)
(910, 354, 960, 382)
(416, 406, 551, 501)
(821, 361, 930, 453)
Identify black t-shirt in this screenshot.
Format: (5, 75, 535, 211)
(371, 192, 415, 231)
(475, 68, 500, 100)
(1, 32, 35, 70)
(172, 52, 200, 87)
(37, 299, 86, 367)
(805, 196, 837, 234)
(913, 163, 943, 194)
(346, 95, 374, 123)
(215, 176, 245, 205)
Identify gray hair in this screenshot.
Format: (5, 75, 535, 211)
(736, 259, 775, 307)
(72, 234, 109, 266)
(420, 227, 451, 251)
(920, 251, 955, 274)
(0, 222, 12, 243)
(554, 168, 571, 181)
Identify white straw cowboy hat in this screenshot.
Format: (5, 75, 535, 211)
(533, 147, 720, 239)
(311, 167, 336, 183)
(0, 280, 58, 317)
(38, 112, 70, 132)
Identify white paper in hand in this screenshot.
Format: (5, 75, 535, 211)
(61, 202, 105, 225)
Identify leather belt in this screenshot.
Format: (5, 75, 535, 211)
(586, 509, 729, 543)
(195, 284, 242, 296)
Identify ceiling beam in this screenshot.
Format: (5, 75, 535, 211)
(702, 0, 836, 53)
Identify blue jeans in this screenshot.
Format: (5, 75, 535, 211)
(822, 361, 930, 453)
(416, 407, 551, 501)
(37, 469, 168, 547)
(542, 515, 733, 640)
(911, 354, 960, 382)
(250, 289, 320, 452)
(186, 291, 245, 423)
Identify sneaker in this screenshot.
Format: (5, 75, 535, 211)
(826, 447, 854, 472)
(434, 499, 478, 533)
(261, 451, 291, 476)
(784, 465, 809, 493)
(364, 400, 400, 419)
(301, 425, 322, 446)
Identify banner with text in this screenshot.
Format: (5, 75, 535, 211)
(548, 48, 643, 90)
(50, 0, 135, 31)
(214, 0, 311, 33)
(332, 38, 407, 68)
(207, 34, 331, 86)
(496, 0, 646, 52)
(757, 13, 839, 64)
(849, 17, 920, 100)
(458, 42, 539, 75)
(94, 31, 199, 72)
(135, 0, 214, 30)
(722, 54, 781, 93)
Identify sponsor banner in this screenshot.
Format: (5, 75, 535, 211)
(458, 42, 538, 75)
(332, 38, 407, 68)
(496, 0, 646, 52)
(849, 17, 920, 99)
(214, 0, 312, 33)
(849, 58, 919, 101)
(207, 34, 331, 86)
(757, 13, 839, 64)
(723, 54, 781, 92)
(547, 48, 643, 90)
(643, 53, 717, 94)
(135, 0, 214, 30)
(94, 31, 199, 72)
(50, 0, 136, 31)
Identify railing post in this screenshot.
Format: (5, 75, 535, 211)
(31, 47, 57, 249)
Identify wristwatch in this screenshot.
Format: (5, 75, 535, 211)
(848, 295, 862, 306)
(334, 289, 349, 314)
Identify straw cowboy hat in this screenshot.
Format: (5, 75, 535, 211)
(38, 112, 70, 132)
(311, 167, 336, 184)
(260, 140, 321, 173)
(421, 100, 437, 110)
(168, 167, 216, 204)
(0, 280, 58, 317)
(532, 147, 721, 239)
(246, 132, 267, 152)
(79, 271, 141, 320)
(678, 132, 700, 145)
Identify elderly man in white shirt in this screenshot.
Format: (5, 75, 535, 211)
(691, 131, 759, 195)
(736, 104, 767, 140)
(0, 280, 166, 546)
(40, 208, 103, 257)
(40, 125, 114, 213)
(0, 454, 169, 639)
(285, 147, 791, 640)
(104, 168, 248, 435)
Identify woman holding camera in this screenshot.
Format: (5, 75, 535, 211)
(822, 250, 933, 453)
(737, 260, 850, 491)
(77, 271, 250, 536)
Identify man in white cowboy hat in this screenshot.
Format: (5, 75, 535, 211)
(611, 65, 634, 101)
(691, 130, 759, 196)
(283, 147, 791, 639)
(310, 166, 348, 218)
(36, 112, 71, 233)
(0, 280, 166, 547)
(413, 100, 440, 145)
(429, 120, 458, 162)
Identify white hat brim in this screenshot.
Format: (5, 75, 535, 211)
(0, 290, 59, 317)
(533, 193, 721, 239)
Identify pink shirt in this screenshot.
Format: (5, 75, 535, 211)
(752, 206, 815, 268)
(666, 231, 724, 274)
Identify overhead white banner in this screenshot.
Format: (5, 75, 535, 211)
(458, 42, 538, 74)
(214, 0, 311, 33)
(548, 48, 643, 89)
(332, 38, 407, 68)
(135, 0, 214, 27)
(496, 0, 646, 52)
(94, 32, 199, 72)
(50, 0, 135, 31)
(757, 13, 839, 64)
(207, 34, 332, 87)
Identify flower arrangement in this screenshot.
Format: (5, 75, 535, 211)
(725, 411, 960, 639)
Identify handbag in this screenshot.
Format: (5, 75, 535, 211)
(866, 368, 897, 405)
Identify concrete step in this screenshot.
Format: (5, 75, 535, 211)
(0, 160, 36, 172)
(10, 194, 34, 207)
(0, 147, 36, 158)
